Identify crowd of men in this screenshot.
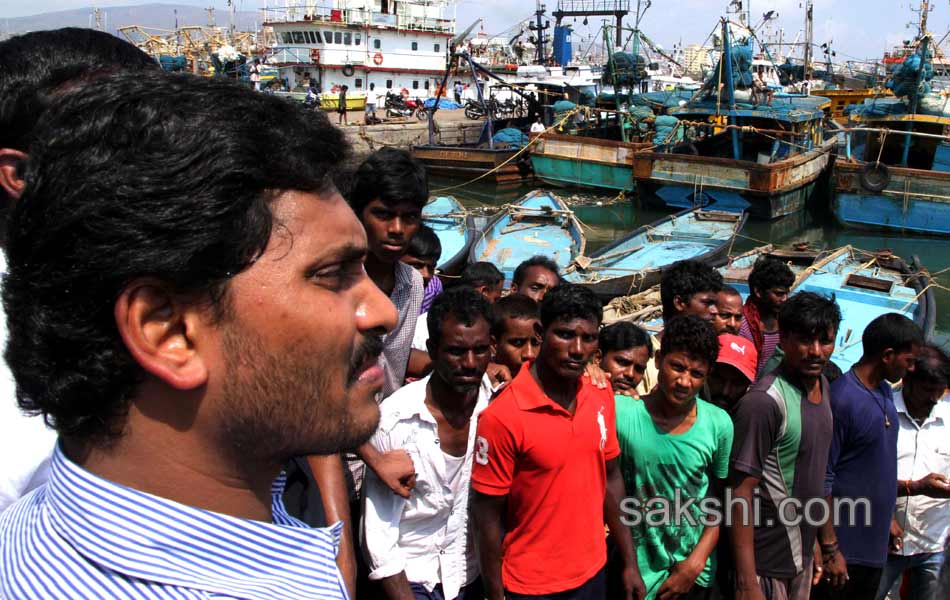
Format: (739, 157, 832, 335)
(0, 27, 948, 600)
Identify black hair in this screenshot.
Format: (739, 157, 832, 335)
(407, 223, 441, 261)
(777, 292, 842, 339)
(720, 284, 742, 298)
(660, 260, 723, 321)
(460, 262, 503, 288)
(0, 28, 157, 154)
(748, 255, 795, 295)
(348, 147, 428, 216)
(513, 255, 560, 287)
(599, 322, 653, 357)
(861, 313, 924, 358)
(491, 294, 540, 338)
(427, 287, 492, 348)
(540, 283, 602, 330)
(907, 344, 950, 388)
(660, 315, 719, 368)
(4, 70, 349, 444)
(822, 360, 844, 383)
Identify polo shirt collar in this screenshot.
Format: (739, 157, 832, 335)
(895, 390, 946, 428)
(45, 444, 345, 600)
(510, 363, 583, 414)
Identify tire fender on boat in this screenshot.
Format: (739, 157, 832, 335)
(342, 64, 355, 77)
(859, 162, 890, 193)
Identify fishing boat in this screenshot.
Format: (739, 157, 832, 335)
(604, 244, 936, 372)
(563, 209, 746, 299)
(469, 190, 585, 283)
(530, 131, 651, 192)
(632, 19, 836, 220)
(411, 143, 531, 185)
(422, 196, 476, 275)
(833, 33, 950, 237)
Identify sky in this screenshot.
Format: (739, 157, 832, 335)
(0, 0, 947, 61)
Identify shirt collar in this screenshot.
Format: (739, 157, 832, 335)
(895, 390, 947, 427)
(45, 444, 345, 600)
(391, 374, 493, 425)
(510, 363, 586, 414)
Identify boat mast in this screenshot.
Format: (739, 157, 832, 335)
(803, 0, 813, 89)
(722, 18, 741, 160)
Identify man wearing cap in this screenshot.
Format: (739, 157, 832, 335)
(707, 334, 758, 415)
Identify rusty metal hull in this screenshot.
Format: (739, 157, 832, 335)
(529, 134, 650, 192)
(411, 145, 532, 185)
(634, 137, 836, 220)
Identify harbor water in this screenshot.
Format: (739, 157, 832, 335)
(431, 177, 950, 342)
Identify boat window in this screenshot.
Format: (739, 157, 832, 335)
(412, 41, 418, 51)
(413, 80, 419, 89)
(355, 78, 363, 88)
(424, 80, 430, 90)
(344, 32, 352, 45)
(281, 32, 293, 44)
(386, 79, 393, 88)
(355, 35, 361, 46)
(434, 43, 440, 52)
(313, 31, 323, 43)
(374, 39, 381, 49)
(292, 31, 305, 44)
(325, 31, 334, 43)
(305, 31, 315, 43)
(334, 32, 343, 44)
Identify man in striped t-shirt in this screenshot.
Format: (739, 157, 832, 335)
(0, 71, 396, 598)
(728, 292, 841, 600)
(739, 256, 795, 379)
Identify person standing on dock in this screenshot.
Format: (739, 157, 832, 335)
(740, 256, 794, 378)
(249, 58, 261, 91)
(472, 284, 645, 600)
(339, 84, 349, 125)
(814, 314, 924, 600)
(0, 70, 395, 599)
(365, 82, 379, 123)
(454, 80, 464, 105)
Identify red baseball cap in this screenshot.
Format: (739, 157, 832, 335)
(717, 334, 758, 382)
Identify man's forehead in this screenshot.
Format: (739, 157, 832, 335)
(551, 317, 598, 331)
(369, 198, 422, 214)
(269, 190, 366, 253)
(526, 266, 556, 281)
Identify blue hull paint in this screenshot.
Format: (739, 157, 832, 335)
(640, 181, 816, 220)
(423, 196, 476, 275)
(834, 191, 950, 237)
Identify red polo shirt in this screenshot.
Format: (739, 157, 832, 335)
(471, 365, 620, 595)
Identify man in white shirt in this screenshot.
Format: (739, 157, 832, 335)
(878, 345, 950, 600)
(366, 82, 380, 122)
(529, 114, 545, 136)
(363, 287, 493, 600)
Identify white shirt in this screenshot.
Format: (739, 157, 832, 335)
(362, 374, 491, 598)
(0, 252, 57, 513)
(530, 121, 545, 134)
(412, 312, 429, 352)
(367, 90, 380, 106)
(893, 391, 950, 555)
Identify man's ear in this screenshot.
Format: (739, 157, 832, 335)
(114, 280, 209, 390)
(0, 148, 27, 201)
(654, 350, 663, 370)
(672, 294, 688, 314)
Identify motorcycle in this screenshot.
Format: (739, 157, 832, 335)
(385, 92, 427, 121)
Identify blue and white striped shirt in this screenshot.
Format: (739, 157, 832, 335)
(0, 444, 349, 599)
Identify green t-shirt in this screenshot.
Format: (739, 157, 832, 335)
(615, 396, 734, 598)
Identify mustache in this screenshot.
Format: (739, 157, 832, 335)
(346, 334, 385, 385)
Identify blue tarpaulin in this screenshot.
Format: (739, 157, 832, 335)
(424, 98, 462, 109)
(492, 128, 529, 148)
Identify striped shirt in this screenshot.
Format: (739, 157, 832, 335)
(0, 444, 349, 599)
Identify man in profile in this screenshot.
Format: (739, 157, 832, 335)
(0, 70, 396, 599)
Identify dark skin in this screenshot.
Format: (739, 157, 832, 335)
(307, 455, 357, 599)
(706, 362, 751, 414)
(732, 328, 835, 600)
(379, 315, 491, 600)
(599, 346, 651, 396)
(358, 197, 424, 497)
(400, 254, 437, 287)
(510, 266, 558, 302)
(476, 317, 645, 600)
(491, 316, 541, 377)
(751, 286, 789, 334)
(642, 351, 721, 599)
(714, 291, 743, 335)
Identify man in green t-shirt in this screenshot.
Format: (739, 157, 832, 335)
(617, 315, 734, 599)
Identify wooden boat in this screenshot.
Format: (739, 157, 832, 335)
(411, 143, 531, 185)
(833, 36, 950, 236)
(422, 196, 476, 275)
(469, 190, 585, 283)
(604, 244, 936, 372)
(563, 209, 747, 299)
(530, 132, 651, 192)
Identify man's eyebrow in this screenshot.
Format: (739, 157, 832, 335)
(320, 243, 367, 264)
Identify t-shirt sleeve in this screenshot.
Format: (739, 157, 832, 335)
(713, 410, 735, 480)
(603, 393, 620, 461)
(730, 390, 780, 480)
(470, 408, 518, 496)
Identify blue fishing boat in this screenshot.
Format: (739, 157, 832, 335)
(720, 245, 936, 370)
(633, 20, 835, 220)
(563, 209, 747, 299)
(422, 196, 476, 275)
(469, 190, 585, 283)
(834, 34, 950, 236)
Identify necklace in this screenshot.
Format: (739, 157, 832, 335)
(856, 372, 891, 428)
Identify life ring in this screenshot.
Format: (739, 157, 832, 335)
(309, 48, 321, 63)
(860, 162, 890, 193)
(373, 52, 383, 66)
(341, 64, 355, 77)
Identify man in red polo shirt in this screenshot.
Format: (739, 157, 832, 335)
(472, 284, 645, 600)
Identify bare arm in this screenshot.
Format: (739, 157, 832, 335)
(657, 518, 719, 600)
(728, 473, 765, 600)
(359, 442, 415, 499)
(306, 455, 356, 600)
(473, 491, 507, 600)
(605, 458, 644, 599)
(378, 572, 416, 600)
(406, 349, 432, 379)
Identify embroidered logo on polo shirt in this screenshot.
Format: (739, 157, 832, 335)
(597, 407, 607, 450)
(475, 436, 489, 465)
